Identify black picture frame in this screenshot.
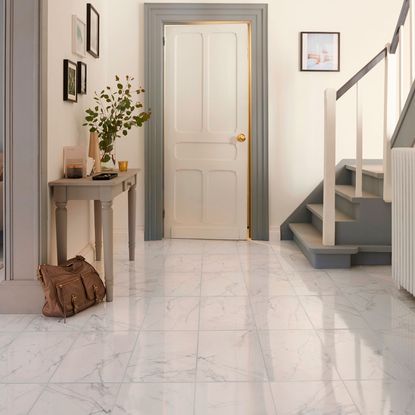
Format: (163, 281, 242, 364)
(63, 59, 77, 102)
(87, 3, 100, 58)
(77, 61, 87, 94)
(300, 32, 340, 72)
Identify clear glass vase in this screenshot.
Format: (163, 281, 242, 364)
(99, 134, 117, 171)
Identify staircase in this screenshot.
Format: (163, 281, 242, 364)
(281, 0, 413, 269)
(287, 163, 391, 269)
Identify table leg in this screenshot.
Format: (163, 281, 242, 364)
(128, 184, 136, 261)
(56, 201, 67, 265)
(94, 200, 102, 261)
(102, 201, 114, 302)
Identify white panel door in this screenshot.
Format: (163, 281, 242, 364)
(164, 24, 249, 240)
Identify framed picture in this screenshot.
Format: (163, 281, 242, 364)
(77, 61, 87, 94)
(63, 59, 77, 102)
(87, 3, 100, 58)
(72, 15, 86, 57)
(300, 32, 340, 72)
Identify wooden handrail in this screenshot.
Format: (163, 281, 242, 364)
(336, 48, 387, 100)
(391, 0, 410, 53)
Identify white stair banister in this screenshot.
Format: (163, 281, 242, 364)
(323, 88, 336, 246)
(383, 44, 397, 203)
(355, 82, 363, 198)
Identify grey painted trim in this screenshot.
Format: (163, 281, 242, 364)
(39, 0, 47, 263)
(391, 79, 415, 148)
(144, 3, 269, 241)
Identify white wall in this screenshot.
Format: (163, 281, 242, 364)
(46, 0, 108, 261)
(47, 0, 402, 259)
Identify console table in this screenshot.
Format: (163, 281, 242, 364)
(49, 169, 138, 301)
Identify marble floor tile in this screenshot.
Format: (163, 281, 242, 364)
(113, 383, 194, 415)
(167, 239, 205, 254)
(201, 272, 247, 296)
(81, 296, 150, 331)
(203, 240, 239, 254)
(0, 314, 35, 332)
(0, 384, 43, 415)
(51, 331, 137, 383)
(289, 271, 342, 296)
(125, 331, 197, 382)
(199, 297, 255, 330)
(239, 255, 282, 273)
(259, 330, 340, 381)
(203, 254, 242, 273)
(26, 313, 89, 332)
(317, 329, 414, 381)
(0, 332, 74, 383)
(344, 291, 415, 330)
(244, 275, 296, 297)
(251, 296, 313, 329)
(29, 383, 119, 415)
(300, 295, 369, 329)
(164, 254, 202, 273)
(195, 382, 276, 415)
(344, 380, 415, 415)
(142, 297, 200, 331)
(270, 381, 359, 415)
(197, 331, 268, 381)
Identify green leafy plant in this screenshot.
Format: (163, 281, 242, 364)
(83, 75, 151, 165)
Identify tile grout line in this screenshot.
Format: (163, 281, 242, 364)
(192, 250, 204, 415)
(236, 245, 280, 415)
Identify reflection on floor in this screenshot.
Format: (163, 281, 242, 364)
(1, 233, 415, 414)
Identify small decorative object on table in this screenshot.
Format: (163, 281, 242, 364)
(118, 161, 128, 172)
(83, 75, 151, 170)
(63, 146, 86, 178)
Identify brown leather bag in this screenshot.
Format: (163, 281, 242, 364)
(38, 255, 106, 320)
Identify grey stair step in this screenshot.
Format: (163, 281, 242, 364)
(289, 223, 391, 255)
(346, 164, 384, 179)
(335, 185, 380, 202)
(307, 204, 355, 222)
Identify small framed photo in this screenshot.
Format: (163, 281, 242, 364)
(87, 3, 100, 58)
(63, 59, 77, 102)
(301, 32, 340, 72)
(72, 15, 86, 57)
(77, 61, 87, 94)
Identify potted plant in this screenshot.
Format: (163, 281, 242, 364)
(83, 75, 151, 170)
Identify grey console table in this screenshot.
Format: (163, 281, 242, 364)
(49, 169, 138, 301)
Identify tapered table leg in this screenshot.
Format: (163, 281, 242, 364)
(94, 200, 102, 261)
(102, 201, 114, 302)
(128, 184, 136, 261)
(56, 201, 67, 265)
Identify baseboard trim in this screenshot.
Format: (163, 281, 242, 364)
(269, 226, 281, 242)
(0, 280, 43, 314)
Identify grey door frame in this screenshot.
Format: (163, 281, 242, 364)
(144, 3, 269, 241)
(0, 0, 45, 313)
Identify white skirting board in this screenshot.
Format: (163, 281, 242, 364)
(392, 148, 415, 296)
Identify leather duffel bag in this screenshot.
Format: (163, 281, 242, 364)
(38, 255, 106, 321)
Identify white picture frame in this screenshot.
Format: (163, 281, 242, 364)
(72, 15, 86, 58)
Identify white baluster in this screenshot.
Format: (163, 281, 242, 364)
(355, 83, 363, 198)
(399, 28, 405, 112)
(323, 89, 336, 246)
(384, 44, 398, 203)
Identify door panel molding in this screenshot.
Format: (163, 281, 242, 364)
(144, 3, 269, 240)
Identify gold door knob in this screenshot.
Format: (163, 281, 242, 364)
(236, 133, 247, 143)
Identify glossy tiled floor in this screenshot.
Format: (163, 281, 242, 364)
(1, 234, 415, 414)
